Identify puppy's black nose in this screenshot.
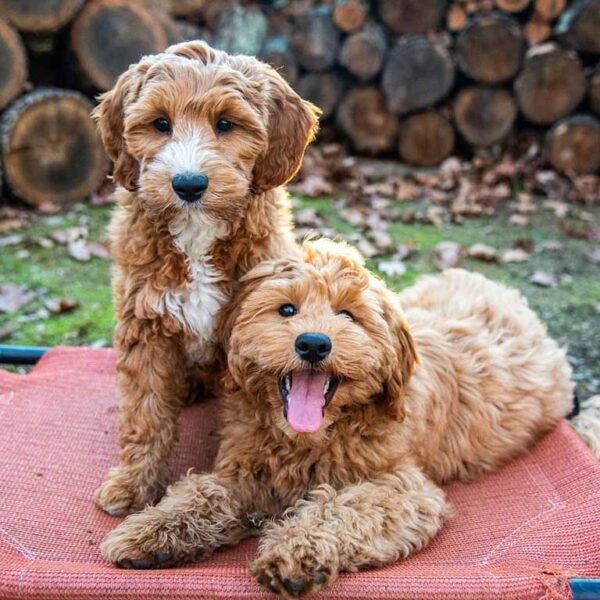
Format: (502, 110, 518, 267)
(171, 173, 209, 202)
(295, 332, 332, 364)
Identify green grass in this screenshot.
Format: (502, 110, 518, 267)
(1, 198, 599, 396)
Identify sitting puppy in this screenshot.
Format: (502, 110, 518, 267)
(101, 240, 574, 597)
(93, 41, 319, 516)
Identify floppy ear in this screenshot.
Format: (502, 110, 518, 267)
(92, 59, 153, 191)
(252, 66, 320, 192)
(378, 286, 419, 421)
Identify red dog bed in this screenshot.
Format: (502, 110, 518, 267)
(0, 346, 599, 599)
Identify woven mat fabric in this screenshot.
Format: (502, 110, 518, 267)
(0, 346, 599, 600)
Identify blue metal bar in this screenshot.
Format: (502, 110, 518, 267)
(571, 579, 600, 599)
(0, 345, 49, 365)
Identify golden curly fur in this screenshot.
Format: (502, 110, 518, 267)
(101, 240, 574, 597)
(93, 41, 319, 516)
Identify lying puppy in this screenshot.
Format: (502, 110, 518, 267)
(93, 41, 319, 516)
(101, 240, 574, 597)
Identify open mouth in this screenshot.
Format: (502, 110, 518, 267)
(278, 371, 340, 433)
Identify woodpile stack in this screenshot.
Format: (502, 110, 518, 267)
(0, 0, 599, 208)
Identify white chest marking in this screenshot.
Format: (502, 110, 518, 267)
(159, 212, 229, 363)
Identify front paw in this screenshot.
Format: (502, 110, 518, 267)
(95, 466, 163, 517)
(101, 507, 195, 569)
(251, 523, 339, 597)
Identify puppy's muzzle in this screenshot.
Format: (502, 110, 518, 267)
(171, 173, 209, 203)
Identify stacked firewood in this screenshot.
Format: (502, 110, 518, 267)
(0, 0, 598, 208)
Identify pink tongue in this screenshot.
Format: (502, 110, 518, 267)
(287, 371, 328, 433)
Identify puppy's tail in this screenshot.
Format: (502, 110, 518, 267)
(570, 395, 600, 459)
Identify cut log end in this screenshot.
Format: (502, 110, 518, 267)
(260, 36, 299, 86)
(514, 44, 586, 125)
(71, 0, 168, 91)
(296, 72, 346, 120)
(382, 36, 455, 115)
(495, 0, 532, 12)
(378, 0, 447, 34)
(333, 0, 367, 32)
(339, 26, 386, 81)
(0, 88, 109, 206)
(0, 0, 85, 33)
(337, 87, 398, 154)
(546, 115, 600, 174)
(535, 0, 567, 21)
(398, 112, 455, 166)
(454, 86, 517, 147)
(456, 14, 524, 84)
(0, 19, 27, 110)
(555, 0, 600, 54)
(292, 6, 341, 72)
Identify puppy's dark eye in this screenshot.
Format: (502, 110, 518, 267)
(279, 304, 297, 317)
(153, 118, 171, 134)
(216, 117, 234, 133)
(339, 310, 354, 321)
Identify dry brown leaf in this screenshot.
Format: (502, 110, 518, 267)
(509, 214, 529, 227)
(356, 237, 377, 259)
(467, 243, 498, 262)
(0, 284, 37, 313)
(529, 271, 557, 288)
(502, 248, 530, 263)
(88, 242, 111, 260)
(586, 248, 600, 265)
(434, 241, 462, 270)
(44, 298, 80, 314)
(0, 234, 24, 247)
(378, 259, 407, 277)
(294, 207, 323, 227)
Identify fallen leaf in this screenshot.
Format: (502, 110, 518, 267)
(378, 259, 407, 277)
(356, 237, 377, 259)
(586, 248, 600, 265)
(43, 298, 80, 314)
(467, 243, 498, 262)
(559, 220, 600, 242)
(502, 248, 530, 263)
(0, 284, 37, 313)
(294, 207, 323, 227)
(509, 214, 529, 226)
(68, 238, 91, 262)
(88, 242, 111, 260)
(396, 242, 418, 260)
(536, 240, 563, 251)
(529, 271, 557, 288)
(0, 325, 16, 340)
(0, 234, 24, 247)
(434, 241, 462, 270)
(370, 229, 392, 253)
(339, 208, 365, 227)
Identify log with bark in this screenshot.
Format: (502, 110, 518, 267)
(71, 0, 168, 91)
(546, 114, 600, 173)
(0, 88, 109, 207)
(333, 0, 368, 32)
(168, 0, 205, 19)
(296, 72, 347, 120)
(0, 19, 27, 111)
(378, 0, 447, 34)
(555, 0, 600, 54)
(338, 24, 387, 81)
(0, 0, 85, 33)
(456, 14, 524, 84)
(453, 86, 517, 146)
(337, 86, 398, 154)
(514, 43, 586, 125)
(398, 111, 455, 166)
(382, 36, 455, 114)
